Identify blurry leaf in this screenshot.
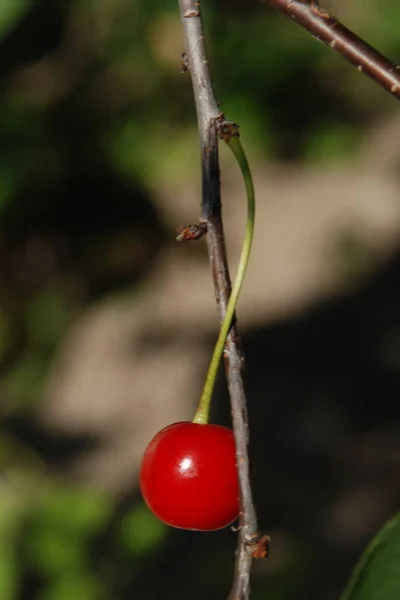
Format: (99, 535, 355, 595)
(341, 513, 400, 600)
(38, 574, 104, 600)
(118, 503, 167, 557)
(304, 124, 361, 163)
(360, 2, 400, 56)
(0, 487, 27, 540)
(25, 529, 89, 575)
(0, 165, 15, 213)
(25, 486, 113, 587)
(27, 288, 70, 347)
(34, 486, 113, 538)
(0, 433, 43, 476)
(106, 118, 199, 187)
(0, 490, 28, 600)
(221, 94, 271, 156)
(0, 544, 19, 600)
(0, 0, 30, 40)
(5, 353, 47, 409)
(0, 307, 15, 356)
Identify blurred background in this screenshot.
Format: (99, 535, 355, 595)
(1, 0, 400, 599)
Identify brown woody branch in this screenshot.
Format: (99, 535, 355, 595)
(175, 0, 399, 597)
(264, 0, 400, 100)
(177, 1, 266, 599)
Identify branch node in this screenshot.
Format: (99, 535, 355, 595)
(184, 9, 200, 18)
(181, 51, 189, 73)
(245, 534, 271, 559)
(309, 0, 329, 18)
(216, 116, 240, 142)
(176, 221, 208, 242)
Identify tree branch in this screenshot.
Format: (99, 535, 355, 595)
(176, 0, 399, 596)
(264, 0, 400, 101)
(177, 1, 266, 598)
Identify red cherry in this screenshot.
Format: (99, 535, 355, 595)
(140, 422, 239, 531)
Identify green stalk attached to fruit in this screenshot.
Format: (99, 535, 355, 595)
(140, 129, 256, 532)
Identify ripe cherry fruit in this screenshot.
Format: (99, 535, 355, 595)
(140, 422, 239, 531)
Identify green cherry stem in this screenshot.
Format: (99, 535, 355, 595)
(193, 135, 255, 425)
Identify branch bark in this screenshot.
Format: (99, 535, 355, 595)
(177, 1, 265, 598)
(264, 0, 400, 101)
(176, 0, 400, 597)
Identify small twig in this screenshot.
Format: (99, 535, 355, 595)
(177, 1, 262, 598)
(263, 0, 400, 100)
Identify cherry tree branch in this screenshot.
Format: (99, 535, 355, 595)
(175, 0, 399, 597)
(263, 0, 400, 100)
(177, 1, 267, 598)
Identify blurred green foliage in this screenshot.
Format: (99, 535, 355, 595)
(0, 1, 399, 599)
(0, 0, 30, 40)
